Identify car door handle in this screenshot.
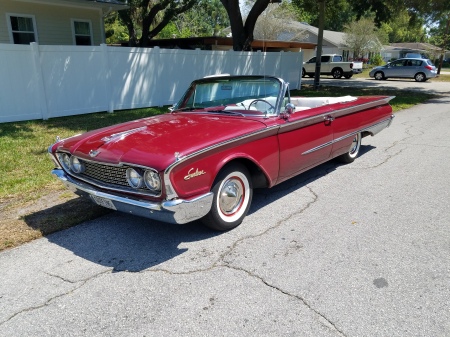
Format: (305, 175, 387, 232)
(324, 115, 335, 122)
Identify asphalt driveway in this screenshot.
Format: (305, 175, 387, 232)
(0, 96, 449, 336)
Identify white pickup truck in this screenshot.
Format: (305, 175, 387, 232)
(302, 54, 362, 79)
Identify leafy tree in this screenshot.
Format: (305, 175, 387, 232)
(343, 17, 383, 59)
(118, 0, 197, 47)
(160, 0, 230, 38)
(252, 3, 306, 40)
(104, 12, 130, 44)
(378, 9, 427, 43)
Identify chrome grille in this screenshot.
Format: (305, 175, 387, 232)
(62, 156, 158, 195)
(82, 161, 129, 187)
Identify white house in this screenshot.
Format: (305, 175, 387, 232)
(0, 0, 127, 46)
(381, 42, 448, 62)
(278, 22, 358, 61)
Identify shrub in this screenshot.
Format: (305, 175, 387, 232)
(369, 54, 384, 66)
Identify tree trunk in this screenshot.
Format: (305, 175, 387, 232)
(221, 0, 270, 51)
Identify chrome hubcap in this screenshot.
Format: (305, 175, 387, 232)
(349, 133, 360, 156)
(219, 178, 244, 216)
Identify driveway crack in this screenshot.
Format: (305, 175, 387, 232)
(224, 265, 348, 337)
(0, 269, 110, 326)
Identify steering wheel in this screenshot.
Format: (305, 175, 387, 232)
(247, 99, 275, 113)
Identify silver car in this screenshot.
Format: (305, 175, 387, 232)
(369, 58, 437, 82)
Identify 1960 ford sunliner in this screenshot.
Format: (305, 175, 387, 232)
(48, 75, 394, 230)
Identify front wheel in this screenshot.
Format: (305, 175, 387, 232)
(201, 163, 253, 231)
(337, 132, 362, 163)
(374, 71, 385, 80)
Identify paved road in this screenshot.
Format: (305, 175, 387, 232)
(301, 75, 450, 95)
(1, 96, 449, 336)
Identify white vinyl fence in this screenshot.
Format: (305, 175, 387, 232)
(0, 43, 303, 123)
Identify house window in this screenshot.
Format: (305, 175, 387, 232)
(72, 20, 93, 45)
(7, 14, 37, 44)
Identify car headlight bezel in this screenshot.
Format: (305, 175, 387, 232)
(144, 170, 161, 192)
(57, 153, 71, 172)
(70, 156, 85, 173)
(126, 168, 144, 189)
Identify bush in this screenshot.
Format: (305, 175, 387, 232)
(369, 54, 384, 66)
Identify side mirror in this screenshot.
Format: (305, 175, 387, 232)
(281, 103, 295, 119)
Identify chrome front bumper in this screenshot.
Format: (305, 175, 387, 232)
(52, 169, 213, 224)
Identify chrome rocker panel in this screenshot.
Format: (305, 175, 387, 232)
(52, 169, 213, 225)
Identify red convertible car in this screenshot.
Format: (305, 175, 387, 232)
(48, 75, 394, 230)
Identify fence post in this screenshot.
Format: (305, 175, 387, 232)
(154, 47, 163, 107)
(101, 43, 114, 113)
(30, 42, 49, 120)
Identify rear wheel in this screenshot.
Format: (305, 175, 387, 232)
(302, 68, 306, 77)
(337, 132, 362, 163)
(201, 163, 253, 231)
(332, 68, 343, 79)
(414, 72, 426, 82)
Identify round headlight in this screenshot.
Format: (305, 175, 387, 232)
(144, 170, 161, 192)
(58, 153, 71, 171)
(70, 156, 85, 173)
(126, 168, 144, 189)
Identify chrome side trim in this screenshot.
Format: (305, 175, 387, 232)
(302, 140, 334, 155)
(52, 169, 213, 224)
(302, 115, 395, 155)
(282, 96, 395, 132)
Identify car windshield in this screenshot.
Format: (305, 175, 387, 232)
(173, 76, 282, 116)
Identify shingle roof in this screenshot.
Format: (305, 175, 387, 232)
(279, 22, 347, 48)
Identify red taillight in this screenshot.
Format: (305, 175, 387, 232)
(425, 65, 433, 70)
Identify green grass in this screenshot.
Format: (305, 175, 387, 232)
(0, 107, 167, 200)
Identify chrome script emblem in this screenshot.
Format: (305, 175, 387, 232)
(89, 149, 100, 157)
(184, 168, 206, 180)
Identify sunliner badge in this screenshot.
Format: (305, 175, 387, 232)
(48, 75, 394, 231)
(184, 168, 206, 180)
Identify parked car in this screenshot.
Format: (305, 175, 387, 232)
(369, 58, 437, 82)
(405, 53, 426, 59)
(302, 54, 355, 79)
(48, 75, 394, 231)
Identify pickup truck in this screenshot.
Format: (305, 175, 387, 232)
(302, 54, 358, 79)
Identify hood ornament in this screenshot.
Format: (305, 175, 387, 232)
(89, 149, 100, 157)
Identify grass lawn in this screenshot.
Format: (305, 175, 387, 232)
(0, 85, 442, 251)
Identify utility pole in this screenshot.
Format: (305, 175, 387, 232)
(313, 0, 325, 90)
(437, 15, 449, 75)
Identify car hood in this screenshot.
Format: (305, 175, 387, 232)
(56, 113, 268, 171)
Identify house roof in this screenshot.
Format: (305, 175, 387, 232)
(280, 22, 348, 48)
(389, 42, 442, 52)
(142, 36, 316, 51)
(12, 0, 128, 11)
